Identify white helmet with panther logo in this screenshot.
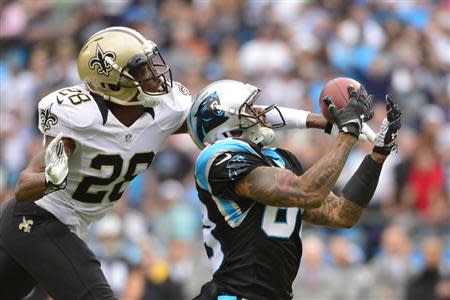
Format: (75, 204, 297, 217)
(77, 26, 173, 107)
(187, 80, 285, 149)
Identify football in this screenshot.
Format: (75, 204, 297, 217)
(319, 77, 361, 121)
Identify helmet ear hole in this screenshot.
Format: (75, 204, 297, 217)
(108, 84, 120, 91)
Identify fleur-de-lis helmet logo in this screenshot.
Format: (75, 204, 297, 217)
(88, 44, 116, 76)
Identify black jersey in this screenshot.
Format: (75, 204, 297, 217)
(194, 138, 304, 300)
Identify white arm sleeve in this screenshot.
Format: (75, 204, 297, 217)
(265, 106, 310, 130)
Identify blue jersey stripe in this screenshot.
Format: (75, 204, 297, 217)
(195, 139, 259, 226)
(261, 148, 286, 168)
(195, 139, 259, 190)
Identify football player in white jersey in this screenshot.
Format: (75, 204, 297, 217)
(0, 27, 192, 300)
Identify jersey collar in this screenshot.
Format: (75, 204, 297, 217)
(91, 92, 155, 125)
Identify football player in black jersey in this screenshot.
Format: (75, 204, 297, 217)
(187, 80, 401, 300)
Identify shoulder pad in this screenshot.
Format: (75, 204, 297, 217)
(154, 81, 192, 132)
(38, 85, 101, 137)
(173, 81, 191, 97)
(196, 139, 261, 176)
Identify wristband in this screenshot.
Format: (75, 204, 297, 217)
(373, 146, 391, 156)
(44, 178, 67, 195)
(264, 106, 309, 130)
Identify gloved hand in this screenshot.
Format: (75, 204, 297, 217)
(45, 133, 68, 186)
(324, 122, 368, 141)
(373, 94, 402, 155)
(323, 86, 374, 137)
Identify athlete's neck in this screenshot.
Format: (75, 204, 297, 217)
(107, 102, 145, 127)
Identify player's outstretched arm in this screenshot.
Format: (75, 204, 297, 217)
(234, 86, 373, 208)
(234, 133, 357, 208)
(257, 105, 329, 130)
(303, 95, 401, 228)
(302, 192, 364, 228)
(15, 135, 74, 202)
(302, 152, 386, 228)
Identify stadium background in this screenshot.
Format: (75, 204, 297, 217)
(0, 1, 449, 299)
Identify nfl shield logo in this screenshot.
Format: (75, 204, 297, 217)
(125, 134, 132, 143)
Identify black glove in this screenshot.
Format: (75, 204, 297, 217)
(373, 94, 402, 155)
(323, 86, 374, 137)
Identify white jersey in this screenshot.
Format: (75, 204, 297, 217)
(36, 83, 191, 236)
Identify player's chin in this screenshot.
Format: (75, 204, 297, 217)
(230, 130, 242, 138)
(142, 79, 165, 93)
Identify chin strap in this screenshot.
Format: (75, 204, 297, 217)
(241, 125, 275, 146)
(87, 84, 172, 108)
(136, 86, 161, 107)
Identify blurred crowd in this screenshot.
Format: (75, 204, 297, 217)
(1, 0, 449, 299)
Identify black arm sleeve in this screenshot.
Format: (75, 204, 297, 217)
(342, 155, 383, 208)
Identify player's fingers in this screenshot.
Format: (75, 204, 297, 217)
(48, 133, 63, 150)
(347, 85, 356, 95)
(364, 94, 373, 110)
(347, 85, 358, 101)
(385, 94, 400, 121)
(323, 97, 339, 118)
(57, 140, 65, 157)
(385, 93, 394, 103)
(385, 94, 395, 109)
(388, 95, 402, 118)
(45, 134, 63, 164)
(56, 141, 61, 156)
(54, 133, 63, 143)
(329, 108, 339, 118)
(393, 103, 401, 117)
(358, 86, 368, 100)
(365, 110, 374, 122)
(323, 96, 336, 110)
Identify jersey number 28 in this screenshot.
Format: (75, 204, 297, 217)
(73, 152, 154, 203)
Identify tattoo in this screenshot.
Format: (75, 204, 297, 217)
(306, 113, 329, 129)
(338, 200, 362, 221)
(235, 167, 313, 207)
(302, 194, 364, 228)
(301, 135, 355, 195)
(234, 135, 356, 209)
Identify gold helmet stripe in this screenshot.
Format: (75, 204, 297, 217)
(88, 26, 147, 45)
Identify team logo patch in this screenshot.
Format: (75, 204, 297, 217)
(177, 83, 190, 96)
(88, 44, 116, 76)
(226, 154, 250, 180)
(40, 103, 58, 132)
(19, 216, 34, 233)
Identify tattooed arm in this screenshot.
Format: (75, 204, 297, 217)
(302, 152, 388, 228)
(234, 133, 357, 208)
(302, 193, 364, 228)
